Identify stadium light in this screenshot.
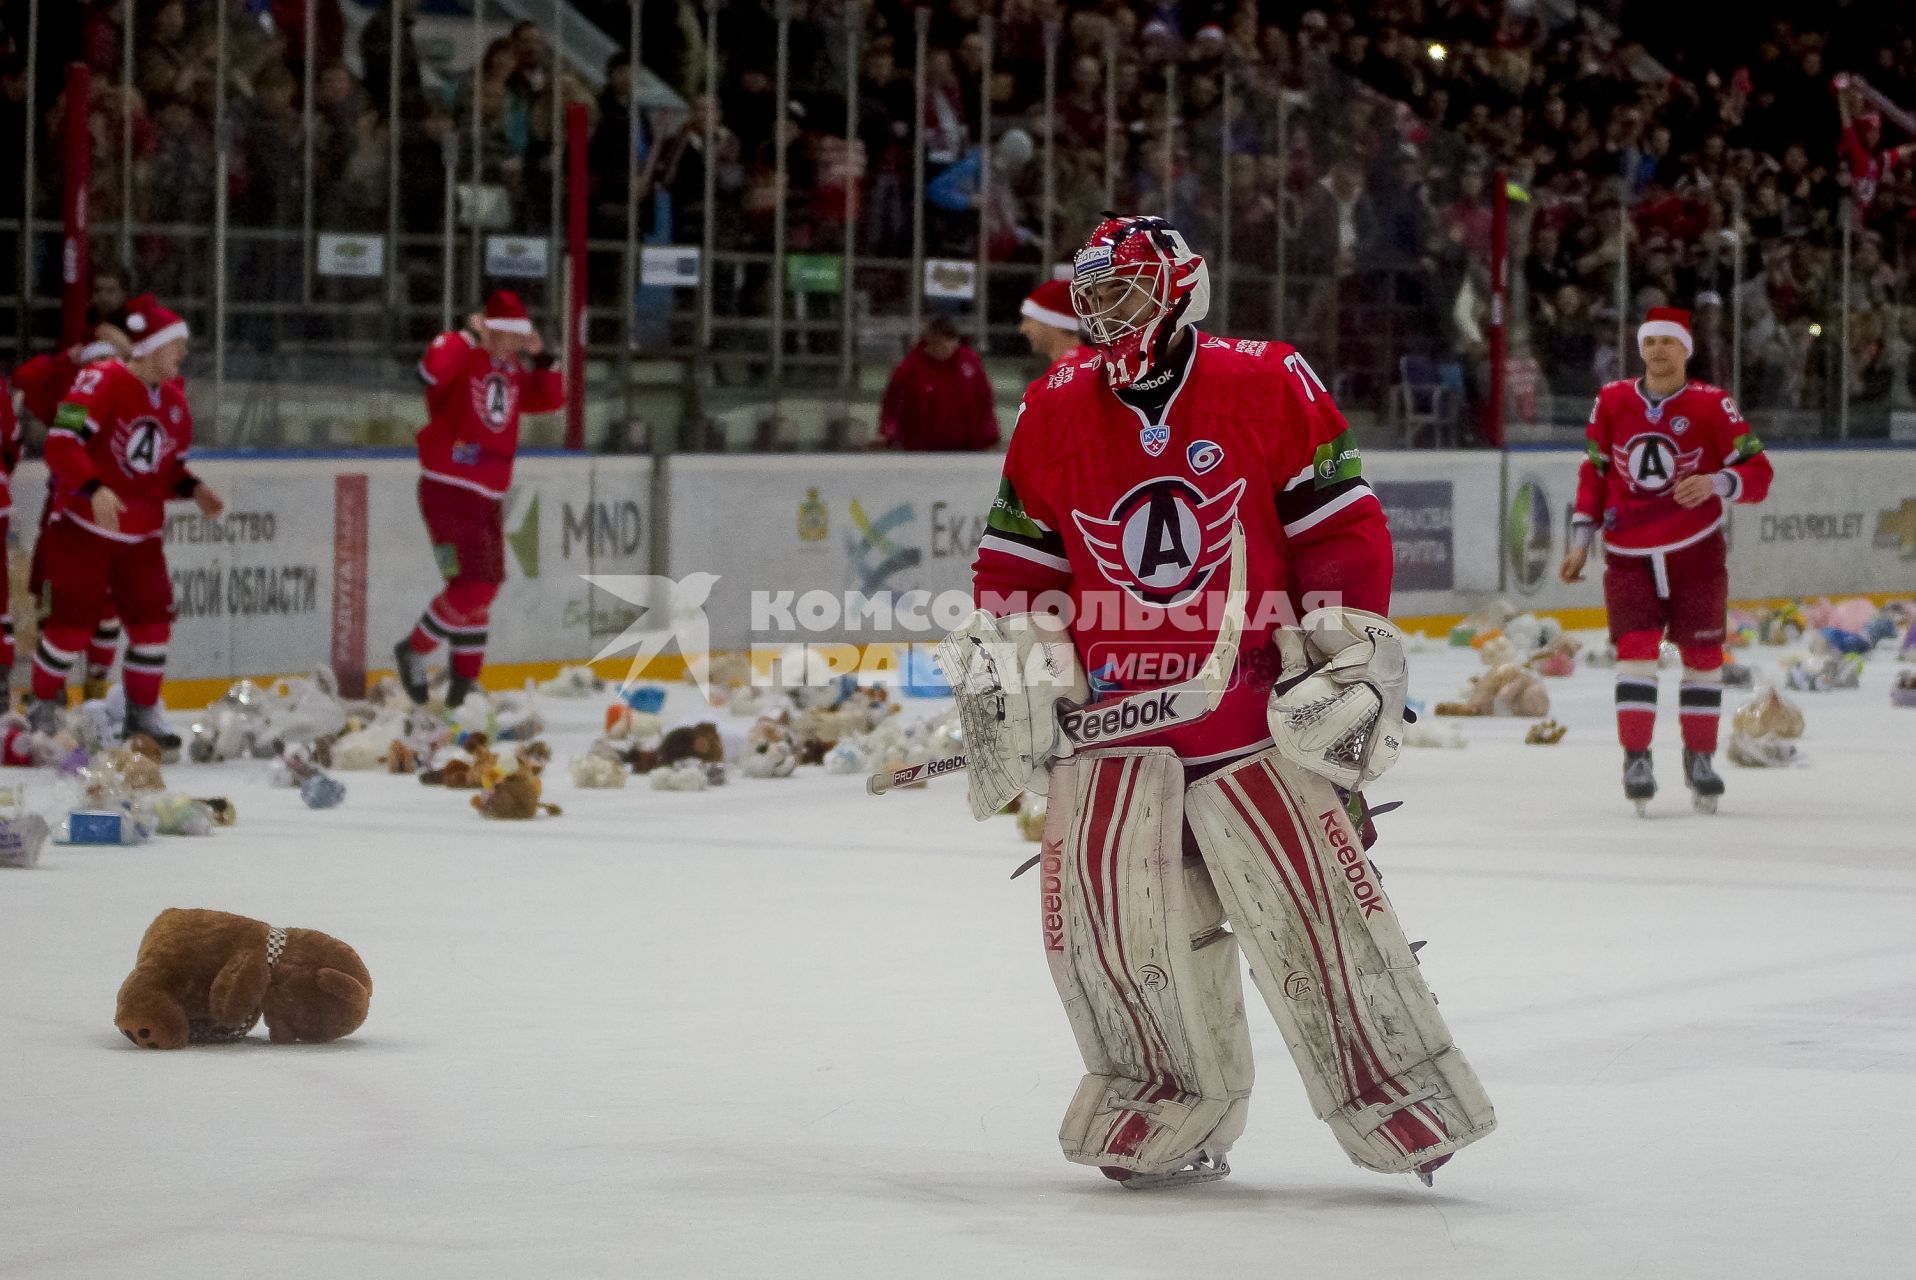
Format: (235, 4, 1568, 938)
(1427, 43, 1447, 62)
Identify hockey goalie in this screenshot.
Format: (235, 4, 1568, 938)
(952, 215, 1495, 1188)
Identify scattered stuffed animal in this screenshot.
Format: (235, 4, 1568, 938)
(659, 722, 723, 766)
(96, 746, 165, 793)
(537, 666, 605, 698)
(740, 736, 797, 779)
(472, 762, 561, 818)
(603, 704, 664, 742)
(1524, 719, 1567, 744)
(329, 722, 404, 771)
(1434, 663, 1550, 717)
(123, 733, 165, 764)
(795, 736, 829, 767)
(569, 753, 627, 788)
(267, 745, 323, 788)
(703, 761, 729, 787)
(1756, 604, 1805, 646)
(1728, 733, 1802, 768)
(196, 797, 236, 826)
(1891, 669, 1916, 708)
(1721, 661, 1755, 689)
(153, 793, 216, 836)
(115, 908, 371, 1049)
(1783, 652, 1862, 692)
(823, 741, 868, 775)
(300, 774, 347, 809)
(386, 740, 420, 774)
(1529, 645, 1577, 678)
(421, 737, 496, 788)
(1811, 627, 1874, 658)
(649, 758, 709, 791)
(1732, 688, 1805, 740)
(1477, 635, 1518, 668)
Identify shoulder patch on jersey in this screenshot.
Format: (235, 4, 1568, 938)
(1585, 439, 1608, 470)
(987, 475, 1046, 540)
(1731, 432, 1765, 461)
(1312, 429, 1363, 488)
(54, 402, 89, 433)
(1233, 339, 1269, 357)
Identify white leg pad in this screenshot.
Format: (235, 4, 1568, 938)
(1041, 748, 1254, 1174)
(1186, 747, 1496, 1175)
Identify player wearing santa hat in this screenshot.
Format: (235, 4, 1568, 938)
(29, 295, 225, 747)
(15, 318, 136, 697)
(1017, 278, 1093, 372)
(394, 291, 565, 709)
(1561, 307, 1775, 814)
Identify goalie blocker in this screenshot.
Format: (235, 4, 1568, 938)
(1041, 743, 1494, 1183)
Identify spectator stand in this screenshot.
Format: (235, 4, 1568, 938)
(3, 1, 1915, 453)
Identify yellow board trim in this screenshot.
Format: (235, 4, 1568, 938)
(149, 589, 1912, 709)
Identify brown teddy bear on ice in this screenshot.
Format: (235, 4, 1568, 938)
(114, 908, 372, 1049)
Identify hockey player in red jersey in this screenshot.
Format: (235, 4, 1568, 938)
(1560, 307, 1773, 813)
(948, 216, 1495, 1188)
(0, 366, 20, 674)
(394, 290, 564, 709)
(29, 295, 225, 746)
(1018, 279, 1094, 373)
(16, 322, 135, 696)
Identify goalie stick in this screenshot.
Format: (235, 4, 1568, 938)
(867, 523, 1247, 797)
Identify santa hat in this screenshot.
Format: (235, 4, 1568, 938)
(1637, 306, 1693, 356)
(1020, 279, 1079, 333)
(123, 294, 189, 358)
(483, 290, 533, 335)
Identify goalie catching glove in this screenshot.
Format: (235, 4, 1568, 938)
(1268, 607, 1409, 789)
(936, 611, 1090, 819)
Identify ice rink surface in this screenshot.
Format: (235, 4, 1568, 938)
(3, 640, 1912, 1280)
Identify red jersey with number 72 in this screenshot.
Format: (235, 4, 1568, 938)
(972, 334, 1393, 765)
(47, 359, 195, 543)
(1572, 378, 1773, 555)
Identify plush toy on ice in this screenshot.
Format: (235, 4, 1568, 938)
(115, 908, 371, 1049)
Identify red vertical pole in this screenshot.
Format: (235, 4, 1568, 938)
(61, 63, 92, 347)
(1487, 167, 1508, 448)
(565, 101, 590, 451)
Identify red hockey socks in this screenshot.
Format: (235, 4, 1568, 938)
(1613, 630, 1663, 753)
(88, 617, 122, 680)
(122, 624, 169, 708)
(31, 628, 86, 702)
(1679, 647, 1725, 754)
(412, 582, 497, 680)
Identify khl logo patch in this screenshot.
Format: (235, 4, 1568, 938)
(1139, 424, 1170, 457)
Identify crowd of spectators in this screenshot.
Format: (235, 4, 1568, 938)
(4, 0, 1916, 433)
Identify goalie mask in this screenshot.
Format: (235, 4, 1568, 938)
(1070, 215, 1211, 389)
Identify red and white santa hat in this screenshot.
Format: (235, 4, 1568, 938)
(483, 290, 534, 335)
(123, 294, 189, 358)
(1637, 306, 1693, 356)
(1020, 279, 1079, 333)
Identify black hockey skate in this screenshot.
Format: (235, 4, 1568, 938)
(1101, 1148, 1232, 1190)
(1683, 749, 1725, 814)
(444, 673, 474, 710)
(124, 701, 182, 760)
(394, 639, 430, 705)
(1623, 749, 1656, 817)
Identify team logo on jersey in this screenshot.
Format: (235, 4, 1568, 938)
(1071, 475, 1246, 607)
(1186, 440, 1224, 475)
(112, 416, 172, 476)
(1670, 415, 1690, 435)
(1139, 424, 1170, 457)
(472, 373, 516, 431)
(1612, 433, 1702, 494)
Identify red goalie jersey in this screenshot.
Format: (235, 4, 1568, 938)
(972, 335, 1393, 765)
(47, 360, 196, 541)
(416, 330, 566, 498)
(1573, 379, 1773, 554)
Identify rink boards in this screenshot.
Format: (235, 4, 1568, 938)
(6, 447, 1910, 699)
